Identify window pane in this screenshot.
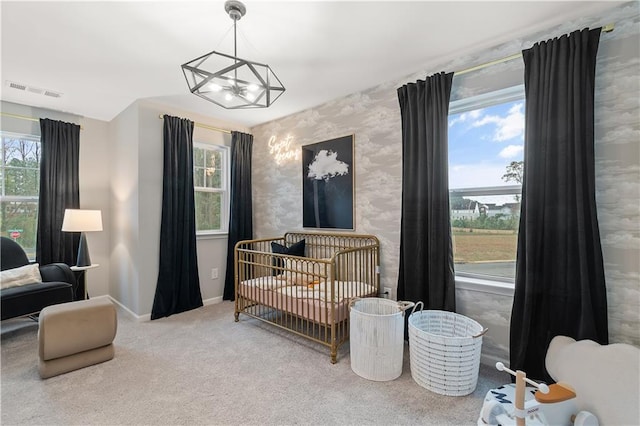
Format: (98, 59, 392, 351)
(2, 136, 41, 197)
(448, 97, 524, 280)
(3, 166, 39, 196)
(194, 191, 221, 231)
(194, 166, 204, 187)
(193, 143, 228, 233)
(0, 200, 38, 260)
(451, 194, 520, 279)
(2, 137, 40, 165)
(205, 150, 222, 189)
(193, 146, 205, 168)
(1, 134, 40, 260)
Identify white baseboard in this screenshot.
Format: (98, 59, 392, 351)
(203, 296, 223, 306)
(104, 295, 149, 321)
(107, 295, 223, 322)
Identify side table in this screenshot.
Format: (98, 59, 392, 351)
(70, 264, 100, 300)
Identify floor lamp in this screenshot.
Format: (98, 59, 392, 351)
(61, 209, 103, 267)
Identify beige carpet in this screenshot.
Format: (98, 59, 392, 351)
(1, 300, 505, 425)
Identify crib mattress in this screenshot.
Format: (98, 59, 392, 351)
(239, 277, 376, 324)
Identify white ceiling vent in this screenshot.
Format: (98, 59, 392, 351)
(7, 81, 27, 91)
(5, 80, 63, 98)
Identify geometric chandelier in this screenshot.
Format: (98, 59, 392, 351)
(181, 0, 285, 109)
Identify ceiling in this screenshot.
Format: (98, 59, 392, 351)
(0, 1, 624, 128)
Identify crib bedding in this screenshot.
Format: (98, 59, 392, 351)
(240, 274, 289, 290)
(238, 279, 375, 323)
(275, 281, 377, 302)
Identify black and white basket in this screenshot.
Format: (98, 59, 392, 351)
(408, 302, 487, 396)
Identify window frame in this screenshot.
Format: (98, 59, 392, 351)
(0, 131, 41, 260)
(448, 85, 525, 286)
(193, 142, 230, 236)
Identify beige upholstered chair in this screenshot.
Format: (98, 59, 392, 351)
(38, 298, 117, 379)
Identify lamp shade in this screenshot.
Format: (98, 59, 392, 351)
(61, 209, 103, 232)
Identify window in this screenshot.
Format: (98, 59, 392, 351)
(0, 132, 41, 260)
(448, 86, 525, 282)
(193, 143, 229, 234)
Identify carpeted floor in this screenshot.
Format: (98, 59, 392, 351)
(1, 299, 505, 425)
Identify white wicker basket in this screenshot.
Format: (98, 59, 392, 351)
(349, 298, 414, 381)
(408, 303, 487, 396)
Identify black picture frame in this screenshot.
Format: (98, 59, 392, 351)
(302, 135, 354, 230)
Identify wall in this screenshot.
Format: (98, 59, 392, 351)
(250, 3, 640, 363)
(1, 100, 111, 298)
(109, 102, 140, 313)
(2, 97, 247, 318)
(109, 99, 248, 318)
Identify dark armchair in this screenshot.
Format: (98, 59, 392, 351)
(0, 237, 75, 320)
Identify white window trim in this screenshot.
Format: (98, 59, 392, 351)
(194, 142, 230, 236)
(456, 275, 515, 297)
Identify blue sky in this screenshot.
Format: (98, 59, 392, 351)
(448, 100, 524, 189)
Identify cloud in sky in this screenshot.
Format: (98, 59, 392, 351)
(307, 150, 349, 181)
(448, 109, 482, 127)
(499, 144, 524, 158)
(449, 163, 510, 188)
(471, 102, 524, 142)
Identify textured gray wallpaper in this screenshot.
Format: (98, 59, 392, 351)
(251, 2, 640, 361)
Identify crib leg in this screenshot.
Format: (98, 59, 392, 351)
(330, 348, 337, 364)
(234, 311, 239, 322)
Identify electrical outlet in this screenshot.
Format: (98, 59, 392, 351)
(211, 268, 219, 279)
(383, 287, 392, 299)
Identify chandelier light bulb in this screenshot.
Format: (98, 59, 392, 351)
(208, 83, 223, 92)
(247, 83, 260, 92)
(225, 93, 233, 101)
(246, 92, 256, 101)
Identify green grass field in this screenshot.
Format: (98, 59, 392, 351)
(452, 229, 518, 263)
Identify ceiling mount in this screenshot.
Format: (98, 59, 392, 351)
(181, 0, 285, 109)
(224, 0, 246, 21)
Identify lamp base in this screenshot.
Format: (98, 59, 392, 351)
(76, 233, 92, 267)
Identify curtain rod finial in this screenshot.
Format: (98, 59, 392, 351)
(602, 23, 615, 33)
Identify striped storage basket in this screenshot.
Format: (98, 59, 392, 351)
(408, 303, 487, 396)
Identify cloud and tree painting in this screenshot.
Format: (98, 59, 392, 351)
(302, 135, 354, 229)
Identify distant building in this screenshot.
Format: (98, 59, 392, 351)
(451, 201, 519, 220)
(451, 201, 484, 220)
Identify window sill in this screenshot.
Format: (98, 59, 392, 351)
(196, 233, 228, 241)
(455, 275, 515, 297)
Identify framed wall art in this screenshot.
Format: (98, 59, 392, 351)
(302, 135, 354, 230)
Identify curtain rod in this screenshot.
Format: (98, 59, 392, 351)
(455, 23, 614, 77)
(158, 114, 231, 134)
(0, 111, 84, 130)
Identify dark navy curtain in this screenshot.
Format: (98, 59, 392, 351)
(37, 118, 80, 265)
(397, 72, 456, 313)
(223, 131, 253, 301)
(510, 28, 608, 381)
(151, 115, 203, 319)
